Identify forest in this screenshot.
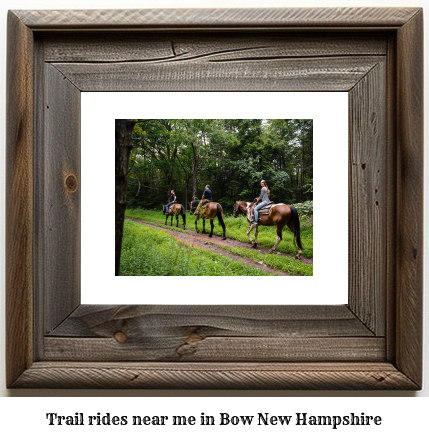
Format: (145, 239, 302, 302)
(125, 119, 313, 210)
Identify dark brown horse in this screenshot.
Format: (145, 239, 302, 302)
(189, 200, 226, 240)
(233, 200, 302, 258)
(162, 203, 186, 229)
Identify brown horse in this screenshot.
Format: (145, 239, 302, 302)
(162, 203, 186, 229)
(189, 200, 226, 240)
(233, 201, 302, 258)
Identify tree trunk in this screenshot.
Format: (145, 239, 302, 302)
(192, 164, 198, 200)
(115, 119, 136, 276)
(185, 173, 193, 210)
(166, 177, 172, 203)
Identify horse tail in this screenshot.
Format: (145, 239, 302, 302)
(217, 204, 225, 226)
(290, 206, 303, 250)
(218, 203, 224, 218)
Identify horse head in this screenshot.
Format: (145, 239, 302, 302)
(233, 201, 242, 218)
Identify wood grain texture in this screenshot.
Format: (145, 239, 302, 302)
(348, 62, 386, 335)
(11, 362, 418, 390)
(44, 305, 379, 362)
(395, 9, 424, 388)
(52, 56, 383, 92)
(384, 33, 398, 364)
(44, 337, 385, 362)
(6, 7, 423, 390)
(43, 64, 81, 333)
(5, 11, 35, 388)
(47, 305, 374, 338)
(14, 8, 420, 29)
(42, 34, 388, 63)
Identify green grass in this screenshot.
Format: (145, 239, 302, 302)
(127, 208, 183, 226)
(219, 245, 313, 276)
(126, 207, 313, 259)
(120, 220, 274, 276)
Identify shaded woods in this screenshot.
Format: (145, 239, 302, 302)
(115, 119, 313, 275)
(115, 119, 136, 275)
(127, 119, 313, 209)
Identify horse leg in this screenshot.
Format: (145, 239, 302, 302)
(170, 215, 173, 226)
(176, 215, 179, 227)
(194, 218, 198, 233)
(202, 219, 206, 234)
(246, 223, 257, 248)
(269, 224, 284, 254)
(220, 219, 226, 240)
(209, 219, 214, 237)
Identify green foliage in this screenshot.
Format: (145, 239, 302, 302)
(235, 189, 253, 202)
(292, 201, 313, 227)
(293, 201, 313, 216)
(270, 170, 292, 201)
(120, 221, 273, 276)
(216, 197, 235, 213)
(236, 159, 264, 185)
(126, 119, 313, 208)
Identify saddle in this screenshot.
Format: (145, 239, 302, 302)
(248, 201, 282, 222)
(256, 201, 275, 215)
(200, 199, 212, 211)
(200, 201, 213, 217)
(164, 203, 178, 215)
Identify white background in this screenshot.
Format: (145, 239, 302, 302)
(81, 92, 348, 305)
(0, 0, 428, 430)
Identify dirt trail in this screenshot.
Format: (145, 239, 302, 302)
(126, 217, 312, 276)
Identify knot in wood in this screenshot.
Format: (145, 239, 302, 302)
(114, 331, 128, 343)
(64, 174, 78, 193)
(186, 333, 203, 344)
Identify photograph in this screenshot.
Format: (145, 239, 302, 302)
(116, 118, 313, 278)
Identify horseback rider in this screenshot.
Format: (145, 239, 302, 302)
(165, 190, 177, 215)
(252, 180, 270, 224)
(194, 184, 212, 217)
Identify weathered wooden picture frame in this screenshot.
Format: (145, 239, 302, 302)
(6, 8, 423, 389)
